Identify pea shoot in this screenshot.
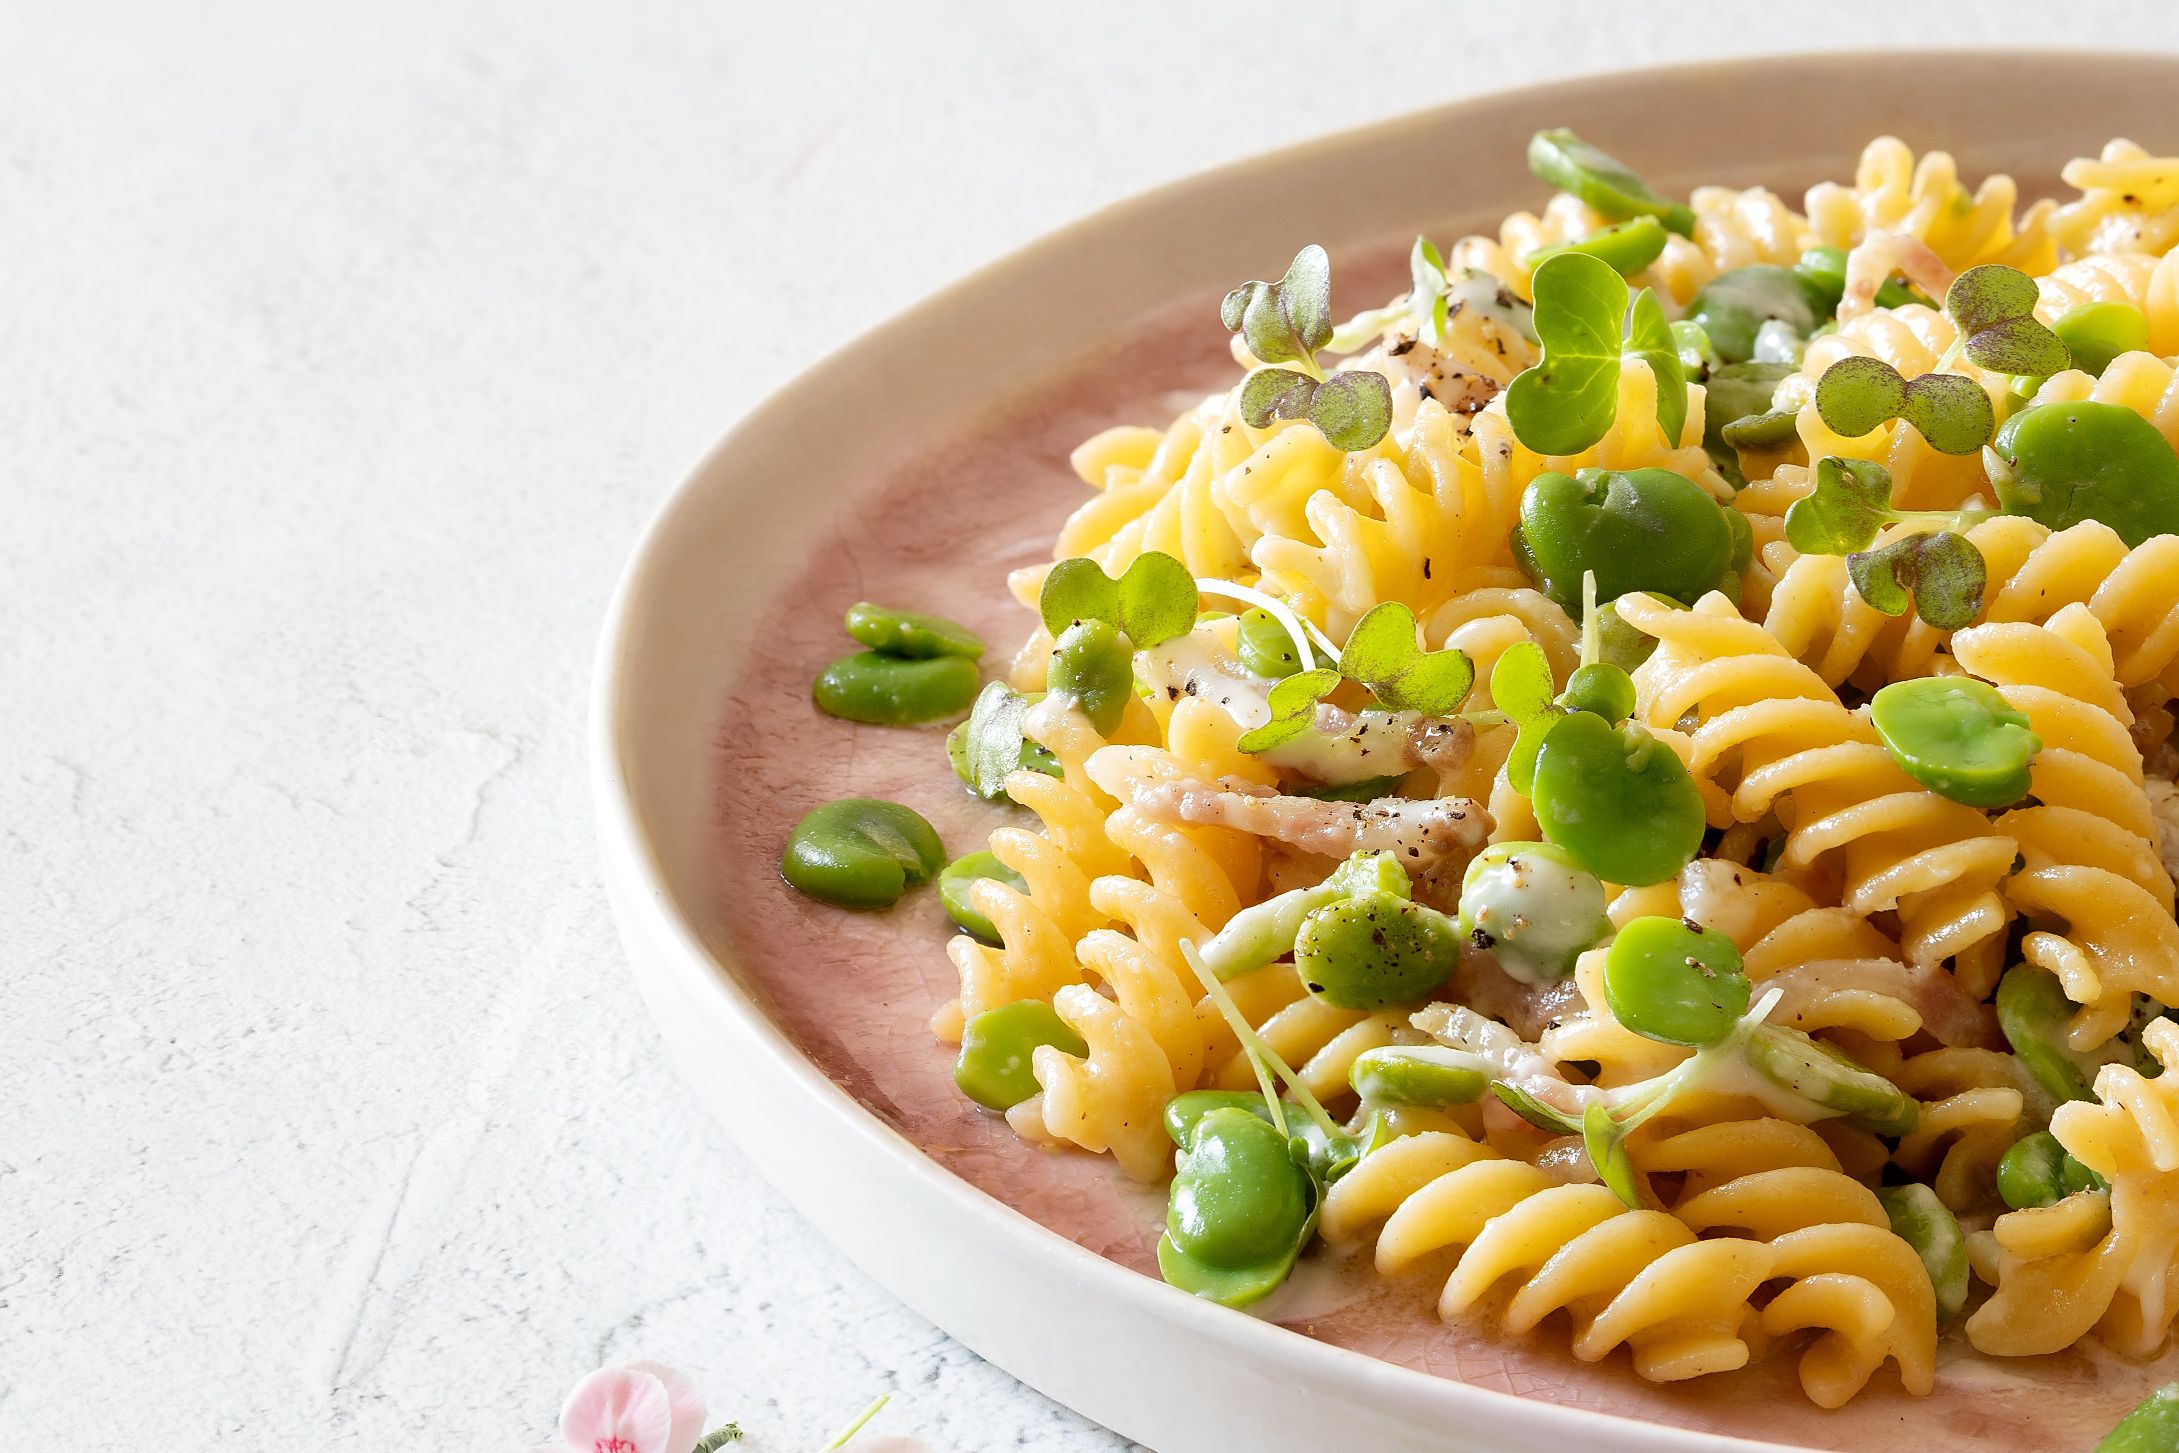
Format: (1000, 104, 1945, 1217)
(1223, 245, 1393, 452)
(1988, 399, 2179, 546)
(1505, 252, 1688, 455)
(1511, 466, 1735, 618)
(1782, 457, 1989, 629)
(1869, 676, 2041, 807)
(1235, 601, 1475, 754)
(1526, 128, 1695, 236)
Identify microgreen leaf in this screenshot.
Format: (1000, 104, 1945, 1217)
(1899, 373, 1997, 455)
(1039, 557, 1119, 637)
(1814, 356, 1995, 455)
(1814, 355, 1909, 438)
(1583, 1102, 1641, 1207)
(1337, 602, 1475, 714)
(1505, 252, 1627, 455)
(1307, 370, 1393, 452)
(1490, 1080, 1583, 1135)
(1489, 640, 1556, 722)
(1624, 287, 1687, 446)
(1115, 551, 1200, 648)
(1947, 264, 2071, 377)
(1409, 236, 1451, 344)
(1239, 366, 1319, 427)
(1846, 530, 1987, 630)
(1236, 668, 1340, 753)
(1039, 553, 1196, 648)
(1507, 704, 1567, 795)
(1784, 455, 1894, 555)
(1222, 244, 1333, 366)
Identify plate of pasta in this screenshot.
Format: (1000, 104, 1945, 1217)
(595, 51, 2179, 1453)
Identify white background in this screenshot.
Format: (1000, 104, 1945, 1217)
(10, 4, 2179, 1448)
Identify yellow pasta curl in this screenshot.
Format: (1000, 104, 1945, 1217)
(1641, 1120, 1938, 1407)
(1804, 136, 2056, 273)
(1319, 1130, 1775, 1383)
(2053, 139, 2179, 258)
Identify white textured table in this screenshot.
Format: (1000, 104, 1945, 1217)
(10, 6, 2177, 1448)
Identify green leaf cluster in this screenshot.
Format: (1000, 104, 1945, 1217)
(1038, 551, 1197, 647)
(1782, 457, 1989, 629)
(1223, 245, 1393, 453)
(1235, 602, 1475, 754)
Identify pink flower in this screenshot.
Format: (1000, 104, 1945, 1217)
(531, 1361, 707, 1453)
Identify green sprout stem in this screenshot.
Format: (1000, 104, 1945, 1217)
(819, 1395, 890, 1452)
(1194, 578, 1335, 670)
(1182, 939, 1343, 1142)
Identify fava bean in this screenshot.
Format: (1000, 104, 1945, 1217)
(2052, 300, 2149, 378)
(1456, 840, 1610, 985)
(938, 850, 1028, 943)
(1792, 245, 1925, 316)
(1523, 216, 1670, 276)
(1159, 1106, 1314, 1307)
(2099, 1384, 2179, 1453)
(1163, 1088, 1274, 1146)
(1530, 713, 1706, 886)
(1990, 399, 2179, 546)
(781, 797, 945, 908)
(1603, 915, 1751, 1046)
(1877, 1182, 1968, 1321)
(1046, 619, 1134, 733)
(843, 601, 985, 659)
(1525, 129, 1695, 236)
(1590, 596, 1661, 671)
(813, 650, 980, 725)
(949, 683, 1061, 800)
(1294, 893, 1456, 1010)
(954, 999, 1086, 1111)
(1744, 1023, 1919, 1135)
(1558, 662, 1636, 724)
(1997, 1130, 2077, 1210)
(1514, 467, 1735, 617)
(1996, 963, 2101, 1105)
(1349, 1045, 1490, 1108)
(1686, 266, 1817, 365)
(1870, 676, 2041, 808)
(1236, 606, 1304, 679)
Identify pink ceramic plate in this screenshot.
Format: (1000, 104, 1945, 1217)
(594, 51, 2179, 1452)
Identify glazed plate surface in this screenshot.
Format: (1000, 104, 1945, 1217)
(594, 52, 2179, 1453)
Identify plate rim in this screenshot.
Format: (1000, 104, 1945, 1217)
(592, 46, 2175, 1453)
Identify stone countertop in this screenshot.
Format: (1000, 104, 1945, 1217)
(8, 4, 2174, 1448)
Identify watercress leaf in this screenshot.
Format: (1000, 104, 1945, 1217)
(1115, 551, 1199, 649)
(1489, 640, 1556, 723)
(1279, 244, 1335, 355)
(1847, 530, 1987, 629)
(1948, 264, 2071, 377)
(1814, 355, 1909, 438)
(1784, 455, 1893, 555)
(1239, 366, 1318, 427)
(1584, 1102, 1641, 1208)
(1625, 287, 1688, 446)
(1039, 557, 1120, 637)
(1490, 1079, 1583, 1135)
(1307, 370, 1393, 452)
(1380, 646, 1476, 715)
(1505, 252, 1629, 455)
(1236, 668, 1340, 754)
(1899, 372, 1998, 455)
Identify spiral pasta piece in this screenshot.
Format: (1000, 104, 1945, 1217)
(1641, 1120, 1937, 1407)
(2052, 139, 2179, 258)
(1952, 606, 2179, 1048)
(1320, 1131, 1774, 1383)
(1971, 1020, 2179, 1357)
(1805, 136, 2055, 273)
(1621, 592, 2018, 969)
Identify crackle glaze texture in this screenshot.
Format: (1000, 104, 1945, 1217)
(25, 5, 2179, 1452)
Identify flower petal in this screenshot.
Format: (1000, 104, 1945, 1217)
(621, 1361, 706, 1453)
(560, 1366, 673, 1453)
